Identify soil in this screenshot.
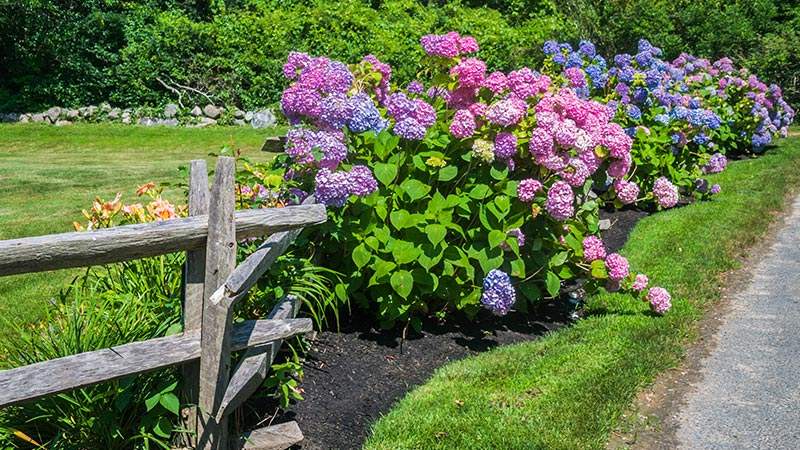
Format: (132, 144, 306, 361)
(239, 208, 647, 450)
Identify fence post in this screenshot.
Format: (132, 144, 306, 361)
(198, 157, 237, 450)
(181, 159, 210, 446)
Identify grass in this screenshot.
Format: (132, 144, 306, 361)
(0, 123, 279, 338)
(364, 134, 800, 450)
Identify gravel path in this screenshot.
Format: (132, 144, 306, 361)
(676, 195, 800, 449)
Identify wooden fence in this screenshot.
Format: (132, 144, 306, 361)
(0, 157, 326, 450)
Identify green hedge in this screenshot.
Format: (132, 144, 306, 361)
(0, 0, 797, 112)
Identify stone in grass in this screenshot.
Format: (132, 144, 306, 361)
(244, 111, 254, 122)
(85, 105, 98, 117)
(66, 109, 80, 119)
(233, 119, 246, 126)
(31, 113, 46, 123)
(203, 104, 221, 119)
(55, 120, 72, 126)
(191, 106, 203, 117)
(99, 102, 112, 113)
(138, 117, 157, 126)
(18, 114, 30, 124)
(251, 109, 276, 129)
(45, 106, 62, 123)
(122, 115, 132, 125)
(233, 108, 245, 119)
(161, 118, 179, 127)
(193, 117, 217, 128)
(108, 108, 121, 120)
(164, 103, 179, 118)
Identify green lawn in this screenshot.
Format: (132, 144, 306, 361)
(0, 124, 279, 338)
(364, 135, 800, 449)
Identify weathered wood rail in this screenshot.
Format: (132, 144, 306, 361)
(0, 157, 326, 450)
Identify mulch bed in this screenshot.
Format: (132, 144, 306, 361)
(241, 208, 648, 450)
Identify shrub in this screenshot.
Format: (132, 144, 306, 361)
(259, 32, 671, 329)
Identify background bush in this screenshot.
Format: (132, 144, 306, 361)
(0, 0, 797, 112)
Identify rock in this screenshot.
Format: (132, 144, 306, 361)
(233, 108, 245, 119)
(108, 108, 121, 120)
(45, 107, 62, 123)
(233, 119, 246, 126)
(244, 111, 254, 122)
(85, 105, 98, 117)
(18, 114, 30, 124)
(191, 106, 203, 117)
(99, 102, 112, 112)
(598, 219, 612, 231)
(122, 115, 132, 125)
(66, 109, 80, 119)
(193, 117, 217, 128)
(31, 113, 46, 123)
(161, 118, 179, 126)
(164, 103, 179, 118)
(55, 120, 72, 126)
(203, 104, 221, 119)
(138, 117, 157, 126)
(78, 107, 88, 116)
(251, 109, 276, 129)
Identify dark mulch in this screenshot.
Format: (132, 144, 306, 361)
(240, 208, 647, 450)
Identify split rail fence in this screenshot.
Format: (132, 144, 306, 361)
(0, 157, 326, 450)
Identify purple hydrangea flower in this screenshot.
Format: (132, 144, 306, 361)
(314, 168, 351, 207)
(481, 269, 516, 316)
(348, 165, 378, 196)
(614, 179, 639, 205)
(486, 97, 527, 126)
(494, 132, 518, 161)
(393, 117, 427, 140)
(702, 153, 727, 174)
(517, 178, 543, 202)
(450, 109, 477, 139)
(710, 184, 721, 195)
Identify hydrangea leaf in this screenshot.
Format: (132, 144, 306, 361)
(546, 271, 561, 297)
(438, 165, 458, 181)
(390, 270, 414, 299)
(400, 179, 431, 201)
(425, 224, 447, 246)
(373, 162, 397, 187)
(352, 243, 372, 269)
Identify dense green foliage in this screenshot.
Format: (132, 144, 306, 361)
(2, 0, 796, 112)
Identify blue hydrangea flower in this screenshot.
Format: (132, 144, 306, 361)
(578, 40, 596, 57)
(347, 93, 387, 133)
(543, 40, 560, 56)
(654, 114, 671, 125)
(626, 104, 642, 121)
(480, 269, 516, 316)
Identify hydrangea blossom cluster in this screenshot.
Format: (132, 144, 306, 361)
(480, 269, 516, 316)
(314, 166, 378, 207)
(653, 177, 679, 208)
(582, 236, 606, 262)
(646, 287, 672, 315)
(702, 153, 727, 174)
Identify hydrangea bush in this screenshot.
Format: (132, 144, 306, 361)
(542, 38, 794, 209)
(270, 33, 672, 327)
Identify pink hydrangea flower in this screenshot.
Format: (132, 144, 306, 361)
(450, 109, 477, 139)
(494, 132, 517, 161)
(653, 177, 679, 208)
(486, 97, 527, 126)
(632, 274, 649, 291)
(605, 253, 630, 281)
(583, 236, 606, 262)
(614, 179, 639, 205)
(517, 178, 543, 202)
(450, 58, 487, 88)
(647, 287, 672, 314)
(546, 181, 574, 221)
(482, 71, 508, 94)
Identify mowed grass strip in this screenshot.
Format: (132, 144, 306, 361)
(364, 134, 800, 450)
(0, 124, 279, 338)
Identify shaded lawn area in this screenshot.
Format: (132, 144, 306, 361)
(364, 134, 800, 449)
(0, 124, 280, 339)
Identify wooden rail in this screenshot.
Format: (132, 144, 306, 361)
(0, 157, 326, 450)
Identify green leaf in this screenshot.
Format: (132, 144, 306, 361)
(390, 270, 414, 299)
(159, 393, 180, 416)
(153, 416, 173, 438)
(590, 259, 608, 279)
(391, 240, 422, 265)
(145, 393, 161, 412)
(352, 243, 371, 269)
(438, 165, 458, 181)
(373, 163, 397, 186)
(494, 195, 510, 214)
(546, 271, 561, 297)
(468, 184, 491, 199)
(519, 282, 541, 302)
(510, 258, 526, 278)
(549, 251, 568, 268)
(425, 224, 447, 246)
(389, 210, 413, 230)
(488, 230, 506, 248)
(400, 179, 431, 201)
